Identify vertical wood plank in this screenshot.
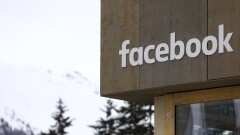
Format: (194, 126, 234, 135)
(154, 96, 166, 135)
(101, 0, 114, 95)
(208, 0, 240, 79)
(165, 95, 175, 135)
(139, 0, 208, 90)
(155, 95, 175, 135)
(101, 0, 139, 95)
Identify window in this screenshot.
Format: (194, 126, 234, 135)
(176, 99, 240, 135)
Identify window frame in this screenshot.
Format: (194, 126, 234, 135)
(154, 85, 240, 135)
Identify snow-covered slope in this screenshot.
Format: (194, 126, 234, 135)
(0, 63, 107, 135)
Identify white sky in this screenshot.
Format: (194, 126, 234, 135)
(0, 0, 100, 81)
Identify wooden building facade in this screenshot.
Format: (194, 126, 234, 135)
(101, 0, 240, 134)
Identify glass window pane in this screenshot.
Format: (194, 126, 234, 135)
(176, 99, 240, 135)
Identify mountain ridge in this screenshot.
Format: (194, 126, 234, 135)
(0, 63, 106, 135)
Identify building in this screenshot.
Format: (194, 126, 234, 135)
(100, 0, 240, 134)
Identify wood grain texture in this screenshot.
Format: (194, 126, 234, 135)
(101, 0, 140, 95)
(165, 95, 174, 135)
(154, 85, 240, 135)
(171, 85, 240, 105)
(100, 0, 240, 103)
(154, 96, 166, 135)
(154, 95, 174, 135)
(208, 0, 240, 79)
(139, 0, 208, 90)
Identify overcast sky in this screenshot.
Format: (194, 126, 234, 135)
(0, 0, 100, 81)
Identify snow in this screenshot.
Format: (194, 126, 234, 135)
(0, 63, 109, 135)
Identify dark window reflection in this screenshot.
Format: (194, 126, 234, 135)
(176, 99, 240, 135)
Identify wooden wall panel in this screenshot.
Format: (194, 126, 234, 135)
(101, 0, 140, 95)
(139, 0, 208, 89)
(208, 0, 240, 79)
(154, 86, 240, 135)
(154, 96, 166, 135)
(154, 95, 174, 135)
(101, 0, 240, 103)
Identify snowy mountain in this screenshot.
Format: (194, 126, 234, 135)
(0, 63, 108, 135)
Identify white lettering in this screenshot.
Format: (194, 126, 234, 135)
(170, 33, 184, 60)
(219, 24, 233, 53)
(156, 43, 169, 62)
(129, 47, 143, 66)
(202, 36, 218, 55)
(119, 40, 130, 67)
(144, 45, 155, 64)
(119, 24, 234, 67)
(186, 38, 201, 58)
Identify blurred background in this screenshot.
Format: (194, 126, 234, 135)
(0, 1, 154, 135)
(0, 0, 104, 134)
